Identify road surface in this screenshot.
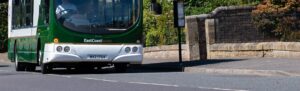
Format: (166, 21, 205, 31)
(0, 63, 299, 91)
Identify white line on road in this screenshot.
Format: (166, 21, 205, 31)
(128, 82, 179, 87)
(83, 77, 119, 83)
(47, 74, 72, 78)
(0, 70, 10, 72)
(45, 74, 119, 83)
(198, 86, 249, 91)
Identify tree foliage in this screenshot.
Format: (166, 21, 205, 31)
(0, 0, 8, 3)
(143, 0, 261, 46)
(185, 0, 261, 15)
(143, 0, 183, 46)
(0, 2, 8, 52)
(252, 0, 300, 41)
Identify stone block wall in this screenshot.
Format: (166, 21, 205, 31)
(143, 45, 189, 60)
(185, 15, 209, 61)
(209, 42, 300, 59)
(211, 6, 277, 43)
(185, 6, 300, 60)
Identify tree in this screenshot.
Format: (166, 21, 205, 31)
(143, 0, 182, 46)
(0, 2, 8, 52)
(252, 0, 300, 41)
(0, 0, 8, 3)
(185, 0, 261, 15)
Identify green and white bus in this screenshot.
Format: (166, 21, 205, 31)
(8, 0, 143, 74)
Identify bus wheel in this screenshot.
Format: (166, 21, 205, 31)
(114, 63, 128, 73)
(15, 53, 25, 71)
(41, 63, 52, 74)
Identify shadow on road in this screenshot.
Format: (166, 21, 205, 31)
(185, 59, 247, 67)
(0, 59, 246, 75)
(34, 68, 123, 75)
(0, 65, 10, 67)
(39, 59, 247, 75)
(35, 67, 182, 75)
(138, 59, 247, 71)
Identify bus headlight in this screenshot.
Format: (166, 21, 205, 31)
(125, 47, 131, 53)
(132, 46, 138, 53)
(64, 46, 70, 52)
(56, 46, 63, 52)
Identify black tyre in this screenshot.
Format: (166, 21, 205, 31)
(15, 54, 25, 71)
(14, 45, 25, 71)
(41, 63, 52, 74)
(26, 64, 36, 72)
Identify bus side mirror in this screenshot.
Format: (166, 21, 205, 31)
(151, 0, 162, 15)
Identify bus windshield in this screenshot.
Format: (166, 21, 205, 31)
(55, 0, 140, 34)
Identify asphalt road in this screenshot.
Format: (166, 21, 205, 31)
(0, 63, 300, 91)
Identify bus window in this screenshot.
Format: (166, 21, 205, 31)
(55, 0, 78, 21)
(24, 0, 33, 26)
(14, 0, 20, 5)
(12, 0, 21, 29)
(12, 0, 33, 29)
(44, 0, 50, 24)
(54, 0, 140, 34)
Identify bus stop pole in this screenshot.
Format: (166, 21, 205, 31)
(178, 27, 183, 70)
(174, 0, 185, 71)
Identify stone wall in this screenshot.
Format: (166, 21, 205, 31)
(215, 6, 259, 43)
(143, 45, 189, 60)
(209, 42, 300, 59)
(211, 6, 277, 43)
(185, 15, 209, 61)
(185, 6, 300, 60)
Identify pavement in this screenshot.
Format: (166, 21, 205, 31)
(0, 53, 9, 64)
(142, 57, 300, 77)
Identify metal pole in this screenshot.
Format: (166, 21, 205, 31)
(173, 0, 184, 71)
(178, 27, 183, 70)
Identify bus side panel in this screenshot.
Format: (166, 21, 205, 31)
(7, 0, 40, 64)
(11, 37, 37, 63)
(7, 38, 15, 62)
(30, 37, 38, 64)
(16, 38, 26, 62)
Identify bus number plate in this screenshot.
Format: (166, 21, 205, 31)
(88, 55, 107, 60)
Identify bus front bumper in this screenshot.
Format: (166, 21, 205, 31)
(42, 43, 143, 64)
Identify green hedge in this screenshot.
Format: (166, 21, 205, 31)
(185, 0, 261, 15)
(143, 0, 185, 47)
(142, 0, 261, 47)
(0, 3, 8, 52)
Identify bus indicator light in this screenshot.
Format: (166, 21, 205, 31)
(54, 38, 59, 43)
